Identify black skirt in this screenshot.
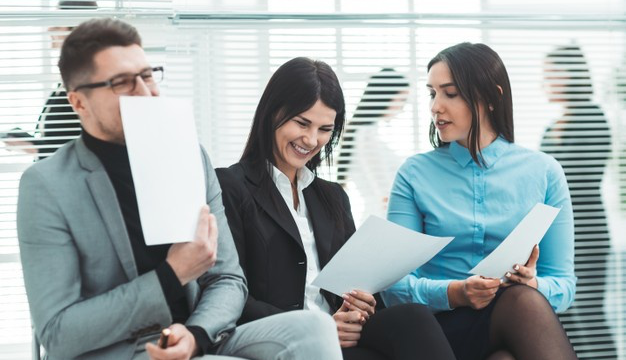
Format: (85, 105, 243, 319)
(435, 285, 516, 360)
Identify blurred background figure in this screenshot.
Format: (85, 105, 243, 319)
(540, 44, 616, 359)
(1, 0, 97, 160)
(336, 68, 410, 223)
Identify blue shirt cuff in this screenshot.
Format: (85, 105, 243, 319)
(427, 279, 453, 311)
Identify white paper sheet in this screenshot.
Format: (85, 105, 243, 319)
(312, 215, 454, 296)
(120, 96, 205, 245)
(469, 203, 561, 279)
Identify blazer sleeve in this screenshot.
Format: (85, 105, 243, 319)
(185, 149, 248, 345)
(215, 167, 285, 324)
(17, 166, 173, 359)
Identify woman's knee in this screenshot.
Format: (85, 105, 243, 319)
(497, 285, 550, 312)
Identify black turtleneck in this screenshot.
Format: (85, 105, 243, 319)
(82, 130, 210, 354)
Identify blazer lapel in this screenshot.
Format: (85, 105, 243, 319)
(240, 161, 303, 250)
(76, 138, 138, 281)
(303, 182, 335, 268)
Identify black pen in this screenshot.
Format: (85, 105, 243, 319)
(159, 328, 171, 349)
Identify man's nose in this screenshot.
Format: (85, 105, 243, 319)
(131, 76, 153, 96)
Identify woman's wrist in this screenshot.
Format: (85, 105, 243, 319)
(447, 280, 466, 308)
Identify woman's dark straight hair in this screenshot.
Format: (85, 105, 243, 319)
(427, 42, 514, 166)
(240, 57, 348, 227)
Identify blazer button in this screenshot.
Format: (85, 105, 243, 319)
(298, 261, 305, 265)
(291, 303, 301, 308)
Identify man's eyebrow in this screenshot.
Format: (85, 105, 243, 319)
(110, 66, 152, 78)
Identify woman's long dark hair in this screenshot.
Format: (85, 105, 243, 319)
(240, 57, 348, 227)
(336, 68, 409, 184)
(427, 42, 514, 166)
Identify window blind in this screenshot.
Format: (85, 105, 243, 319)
(0, 2, 625, 359)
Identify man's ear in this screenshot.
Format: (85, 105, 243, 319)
(67, 91, 88, 118)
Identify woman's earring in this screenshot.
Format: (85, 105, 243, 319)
(488, 104, 494, 111)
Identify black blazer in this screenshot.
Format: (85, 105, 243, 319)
(216, 160, 357, 325)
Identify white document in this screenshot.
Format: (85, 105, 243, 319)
(469, 203, 561, 279)
(312, 215, 454, 297)
(120, 96, 205, 245)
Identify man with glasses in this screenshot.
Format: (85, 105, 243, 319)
(17, 18, 342, 360)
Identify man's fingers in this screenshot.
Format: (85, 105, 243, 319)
(194, 205, 210, 242)
(207, 213, 218, 240)
(340, 340, 358, 348)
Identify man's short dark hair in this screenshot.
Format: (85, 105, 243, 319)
(58, 18, 141, 91)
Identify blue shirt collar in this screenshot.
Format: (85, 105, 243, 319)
(449, 136, 511, 168)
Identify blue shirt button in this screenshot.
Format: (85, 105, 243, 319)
(477, 198, 483, 203)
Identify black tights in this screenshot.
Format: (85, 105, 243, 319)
(342, 303, 456, 360)
(485, 285, 578, 360)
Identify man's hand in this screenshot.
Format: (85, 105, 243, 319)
(341, 290, 376, 321)
(146, 324, 198, 360)
(503, 244, 539, 289)
(167, 205, 218, 285)
(333, 304, 364, 348)
(448, 275, 501, 310)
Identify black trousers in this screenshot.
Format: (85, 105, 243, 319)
(342, 303, 455, 360)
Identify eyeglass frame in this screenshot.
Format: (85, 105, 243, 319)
(72, 66, 164, 94)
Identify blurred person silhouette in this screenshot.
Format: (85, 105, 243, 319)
(336, 68, 410, 222)
(1, 1, 97, 160)
(540, 44, 616, 359)
(614, 58, 626, 213)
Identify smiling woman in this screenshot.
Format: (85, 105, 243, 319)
(273, 99, 336, 189)
(215, 57, 456, 360)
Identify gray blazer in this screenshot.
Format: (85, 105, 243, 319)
(17, 137, 247, 360)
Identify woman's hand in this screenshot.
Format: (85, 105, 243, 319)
(333, 304, 364, 348)
(504, 244, 539, 289)
(341, 290, 376, 320)
(448, 275, 501, 310)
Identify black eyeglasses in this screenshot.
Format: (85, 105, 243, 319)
(73, 66, 164, 94)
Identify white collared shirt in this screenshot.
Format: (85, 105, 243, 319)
(269, 164, 332, 314)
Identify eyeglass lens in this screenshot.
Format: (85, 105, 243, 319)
(110, 68, 163, 94)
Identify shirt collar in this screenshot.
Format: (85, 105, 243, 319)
(449, 136, 510, 168)
(269, 162, 315, 191)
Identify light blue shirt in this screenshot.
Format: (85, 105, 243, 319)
(381, 137, 576, 313)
